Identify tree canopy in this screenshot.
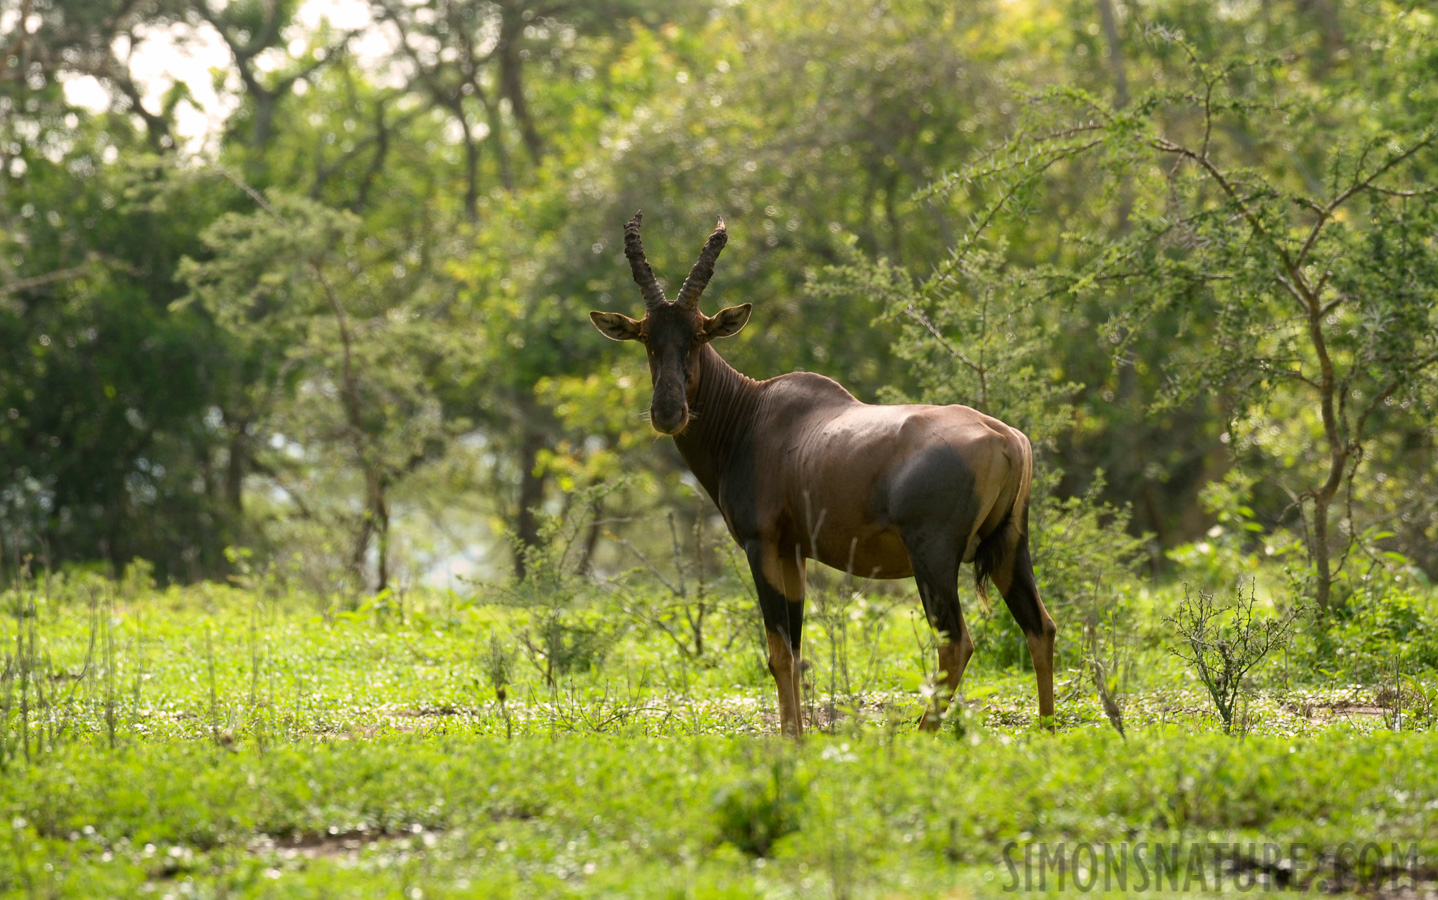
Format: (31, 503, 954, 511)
(2, 0, 1434, 614)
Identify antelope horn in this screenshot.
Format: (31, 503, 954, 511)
(676, 216, 727, 310)
(623, 211, 667, 310)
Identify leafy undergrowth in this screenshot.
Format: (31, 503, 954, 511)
(2, 578, 1437, 897)
(4, 731, 1437, 897)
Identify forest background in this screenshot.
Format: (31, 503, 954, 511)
(2, 0, 1436, 617)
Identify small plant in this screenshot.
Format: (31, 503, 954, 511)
(711, 753, 805, 857)
(968, 471, 1148, 672)
(1083, 577, 1130, 739)
(119, 557, 156, 604)
(482, 634, 514, 739)
(611, 506, 719, 662)
(1323, 589, 1438, 682)
(2, 560, 103, 768)
(1168, 580, 1299, 734)
(1, 565, 42, 770)
(1030, 472, 1150, 621)
(939, 688, 977, 740)
(487, 483, 624, 687)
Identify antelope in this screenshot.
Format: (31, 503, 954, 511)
(590, 213, 1056, 736)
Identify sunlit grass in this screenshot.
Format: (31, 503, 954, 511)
(2, 574, 1436, 897)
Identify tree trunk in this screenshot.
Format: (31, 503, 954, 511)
(575, 496, 603, 575)
(461, 124, 480, 224)
(351, 505, 373, 590)
(1094, 0, 1130, 109)
(371, 473, 391, 593)
(1305, 288, 1347, 614)
(224, 427, 247, 514)
(349, 475, 390, 594)
(498, 25, 544, 165)
(513, 430, 547, 579)
(1310, 487, 1334, 612)
(1309, 438, 1350, 613)
(483, 96, 516, 193)
(250, 92, 277, 149)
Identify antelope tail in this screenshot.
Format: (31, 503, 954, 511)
(972, 429, 1034, 605)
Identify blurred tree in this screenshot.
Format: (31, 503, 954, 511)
(928, 18, 1438, 611)
(0, 0, 248, 577)
(359, 1, 668, 576)
(370, 0, 649, 220)
(178, 188, 452, 592)
(1, 0, 188, 152)
(0, 157, 240, 576)
(189, 0, 356, 150)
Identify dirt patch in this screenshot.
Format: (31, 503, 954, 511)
(1326, 704, 1387, 718)
(388, 705, 465, 718)
(254, 825, 437, 860)
(1227, 847, 1438, 898)
(144, 826, 441, 881)
(1287, 699, 1391, 722)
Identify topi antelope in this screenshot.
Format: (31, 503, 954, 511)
(590, 213, 1056, 736)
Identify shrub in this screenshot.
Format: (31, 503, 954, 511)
(1322, 591, 1438, 682)
(710, 754, 805, 857)
(1168, 579, 1300, 734)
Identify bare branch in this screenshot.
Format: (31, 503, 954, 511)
(1294, 132, 1437, 269)
(0, 264, 92, 298)
(1354, 352, 1438, 445)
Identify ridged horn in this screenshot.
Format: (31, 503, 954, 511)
(676, 217, 727, 310)
(623, 211, 667, 310)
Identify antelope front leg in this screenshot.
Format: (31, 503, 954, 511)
(906, 545, 970, 732)
(919, 620, 975, 731)
(765, 628, 803, 738)
(746, 540, 807, 738)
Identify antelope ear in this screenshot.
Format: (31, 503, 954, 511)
(701, 303, 752, 341)
(590, 310, 643, 342)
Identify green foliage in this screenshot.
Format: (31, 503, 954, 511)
(486, 484, 628, 685)
(177, 188, 453, 592)
(824, 236, 1079, 441)
(2, 707, 1438, 894)
(0, 153, 239, 576)
(1167, 470, 1305, 592)
(710, 750, 806, 858)
(931, 15, 1438, 608)
(9, 0, 1438, 595)
(1311, 591, 1438, 683)
(0, 564, 1433, 892)
(1030, 472, 1149, 614)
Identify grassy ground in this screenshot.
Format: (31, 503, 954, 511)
(2, 572, 1437, 898)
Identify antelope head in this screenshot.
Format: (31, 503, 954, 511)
(589, 212, 752, 434)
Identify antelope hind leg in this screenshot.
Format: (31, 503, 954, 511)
(992, 537, 1057, 730)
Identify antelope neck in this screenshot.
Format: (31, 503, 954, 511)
(673, 343, 762, 500)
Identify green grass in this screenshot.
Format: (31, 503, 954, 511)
(6, 731, 1437, 897)
(2, 574, 1437, 897)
